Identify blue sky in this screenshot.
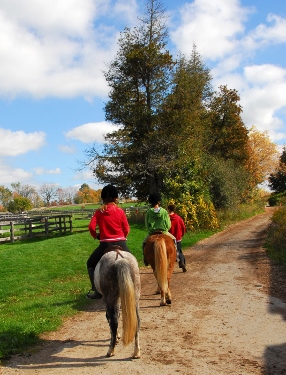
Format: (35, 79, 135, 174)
(0, 0, 286, 191)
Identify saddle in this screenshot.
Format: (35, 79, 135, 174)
(104, 245, 125, 260)
(152, 230, 163, 235)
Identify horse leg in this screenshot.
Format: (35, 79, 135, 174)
(132, 306, 141, 359)
(106, 306, 119, 357)
(106, 311, 120, 343)
(166, 287, 172, 305)
(165, 257, 175, 305)
(160, 290, 167, 306)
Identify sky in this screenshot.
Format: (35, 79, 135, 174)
(0, 0, 286, 192)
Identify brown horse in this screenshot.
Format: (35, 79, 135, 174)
(143, 232, 177, 306)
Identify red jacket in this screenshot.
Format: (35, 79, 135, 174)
(88, 204, 130, 242)
(168, 213, 186, 241)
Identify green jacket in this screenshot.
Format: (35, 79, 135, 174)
(145, 207, 171, 234)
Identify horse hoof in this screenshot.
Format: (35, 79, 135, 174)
(107, 350, 115, 357)
(166, 299, 172, 305)
(160, 302, 167, 306)
(132, 353, 141, 359)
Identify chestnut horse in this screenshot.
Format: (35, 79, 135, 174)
(94, 247, 141, 358)
(143, 232, 177, 306)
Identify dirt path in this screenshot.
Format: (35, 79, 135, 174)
(2, 208, 286, 375)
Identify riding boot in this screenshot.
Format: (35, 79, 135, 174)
(142, 242, 149, 266)
(86, 268, 102, 299)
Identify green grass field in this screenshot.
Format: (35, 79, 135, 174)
(0, 201, 266, 362)
(0, 216, 213, 362)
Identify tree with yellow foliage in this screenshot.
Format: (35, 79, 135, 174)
(246, 126, 279, 189)
(74, 183, 102, 204)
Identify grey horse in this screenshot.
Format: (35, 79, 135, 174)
(94, 247, 141, 358)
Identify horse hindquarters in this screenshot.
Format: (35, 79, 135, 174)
(154, 238, 169, 305)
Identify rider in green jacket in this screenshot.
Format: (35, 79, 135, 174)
(142, 192, 177, 265)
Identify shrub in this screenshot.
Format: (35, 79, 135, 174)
(265, 207, 286, 267)
(268, 191, 286, 206)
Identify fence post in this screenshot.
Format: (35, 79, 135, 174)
(63, 216, 67, 233)
(10, 221, 15, 243)
(45, 218, 49, 237)
(59, 216, 62, 234)
(29, 220, 33, 238)
(69, 215, 72, 233)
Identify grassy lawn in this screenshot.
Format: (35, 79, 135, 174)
(0, 201, 265, 361)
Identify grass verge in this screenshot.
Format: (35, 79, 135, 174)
(264, 206, 286, 269)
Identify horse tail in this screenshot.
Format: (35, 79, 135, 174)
(154, 237, 168, 292)
(117, 261, 137, 345)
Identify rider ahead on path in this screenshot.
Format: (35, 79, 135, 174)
(142, 192, 177, 266)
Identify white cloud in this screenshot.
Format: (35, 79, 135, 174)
(46, 168, 61, 175)
(170, 0, 286, 144)
(171, 0, 251, 60)
(58, 144, 77, 154)
(0, 158, 33, 184)
(33, 167, 61, 175)
(112, 0, 138, 24)
(0, 128, 46, 156)
(73, 169, 94, 181)
(245, 14, 286, 47)
(65, 121, 119, 143)
(244, 64, 286, 85)
(33, 167, 45, 175)
(239, 64, 286, 141)
(0, 0, 136, 99)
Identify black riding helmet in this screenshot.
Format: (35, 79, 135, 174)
(148, 192, 161, 206)
(101, 185, 118, 201)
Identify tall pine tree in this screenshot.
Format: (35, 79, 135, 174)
(87, 0, 174, 199)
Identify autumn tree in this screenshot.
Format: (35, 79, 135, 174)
(11, 182, 37, 199)
(7, 196, 33, 213)
(0, 186, 13, 210)
(10, 182, 43, 208)
(246, 126, 279, 189)
(74, 184, 102, 204)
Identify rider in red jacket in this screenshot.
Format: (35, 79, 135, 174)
(86, 185, 131, 299)
(168, 204, 187, 272)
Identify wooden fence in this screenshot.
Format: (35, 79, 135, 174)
(0, 214, 72, 243)
(24, 206, 148, 220)
(0, 206, 148, 244)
